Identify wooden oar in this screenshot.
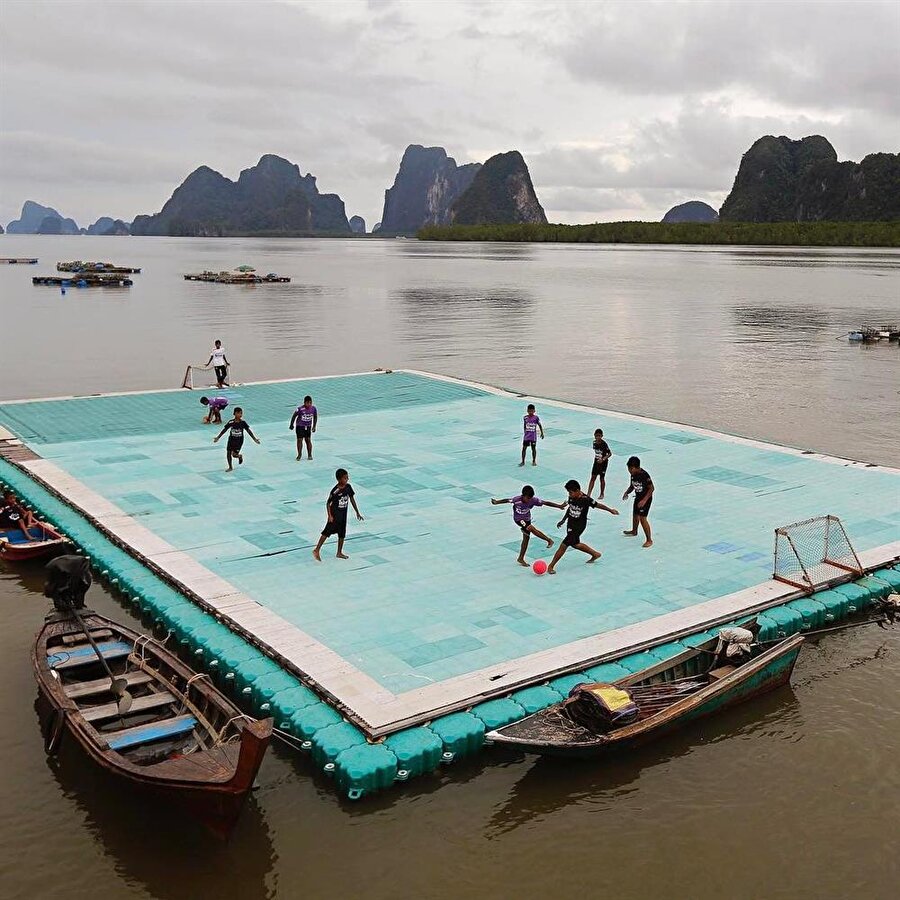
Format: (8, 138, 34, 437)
(66, 603, 132, 714)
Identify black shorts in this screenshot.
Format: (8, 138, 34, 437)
(0, 512, 21, 528)
(634, 496, 652, 517)
(591, 459, 609, 478)
(517, 520, 532, 533)
(226, 438, 244, 454)
(563, 526, 586, 548)
(215, 365, 228, 382)
(523, 438, 537, 447)
(321, 519, 347, 539)
(296, 426, 312, 439)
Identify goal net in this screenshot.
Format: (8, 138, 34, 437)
(181, 365, 231, 390)
(773, 515, 863, 592)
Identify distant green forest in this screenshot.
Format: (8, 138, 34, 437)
(418, 221, 900, 247)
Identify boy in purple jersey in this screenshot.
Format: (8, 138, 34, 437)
(520, 403, 544, 467)
(491, 485, 564, 567)
(289, 395, 318, 460)
(200, 395, 228, 425)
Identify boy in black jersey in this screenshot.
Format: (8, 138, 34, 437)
(587, 428, 612, 499)
(213, 407, 260, 471)
(547, 479, 619, 574)
(622, 456, 654, 547)
(313, 468, 364, 561)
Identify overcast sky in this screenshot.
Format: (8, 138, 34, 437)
(2, 0, 898, 228)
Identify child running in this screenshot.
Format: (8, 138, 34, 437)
(587, 428, 613, 499)
(622, 456, 654, 548)
(213, 407, 260, 471)
(520, 404, 544, 467)
(547, 479, 619, 574)
(313, 468, 364, 561)
(491, 486, 565, 567)
(289, 395, 318, 460)
(200, 395, 228, 425)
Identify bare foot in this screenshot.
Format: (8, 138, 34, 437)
(313, 549, 321, 561)
(296, 455, 302, 461)
(226, 467, 233, 472)
(517, 558, 529, 567)
(238, 454, 243, 465)
(337, 552, 349, 559)
(518, 461, 525, 467)
(531, 461, 537, 466)
(599, 493, 605, 500)
(547, 567, 556, 575)
(308, 456, 313, 460)
(623, 530, 637, 536)
(587, 552, 602, 564)
(545, 537, 554, 548)
(642, 540, 653, 548)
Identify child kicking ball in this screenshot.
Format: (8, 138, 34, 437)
(491, 486, 565, 567)
(547, 479, 619, 574)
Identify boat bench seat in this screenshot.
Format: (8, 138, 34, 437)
(105, 715, 198, 751)
(48, 641, 133, 670)
(708, 665, 737, 682)
(83, 691, 178, 723)
(62, 629, 113, 646)
(65, 671, 153, 700)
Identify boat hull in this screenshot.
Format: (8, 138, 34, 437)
(33, 612, 273, 838)
(0, 524, 67, 561)
(487, 634, 804, 759)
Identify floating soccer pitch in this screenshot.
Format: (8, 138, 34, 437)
(1, 370, 898, 737)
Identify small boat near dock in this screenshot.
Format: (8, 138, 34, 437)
(35, 557, 272, 838)
(184, 269, 290, 284)
(0, 521, 67, 561)
(57, 261, 142, 274)
(848, 327, 881, 342)
(33, 274, 133, 287)
(486, 625, 804, 759)
(0, 257, 38, 264)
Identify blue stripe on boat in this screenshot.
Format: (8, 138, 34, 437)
(47, 641, 133, 668)
(107, 715, 198, 751)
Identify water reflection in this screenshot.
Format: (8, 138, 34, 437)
(41, 709, 275, 900)
(486, 686, 799, 838)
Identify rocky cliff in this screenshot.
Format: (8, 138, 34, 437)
(662, 200, 718, 223)
(349, 215, 366, 234)
(720, 136, 900, 222)
(86, 216, 131, 235)
(450, 151, 546, 226)
(7, 201, 81, 234)
(131, 154, 351, 236)
(380, 145, 481, 234)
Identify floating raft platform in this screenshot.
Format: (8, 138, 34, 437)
(1, 371, 898, 799)
(0, 257, 38, 264)
(57, 261, 142, 274)
(184, 271, 290, 283)
(32, 274, 133, 287)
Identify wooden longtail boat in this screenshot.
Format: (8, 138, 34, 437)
(0, 521, 67, 561)
(485, 628, 804, 758)
(33, 610, 273, 838)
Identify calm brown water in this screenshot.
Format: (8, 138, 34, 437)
(1, 237, 898, 899)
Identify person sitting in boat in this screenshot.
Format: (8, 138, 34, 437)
(0, 492, 37, 534)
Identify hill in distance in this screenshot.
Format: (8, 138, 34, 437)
(450, 150, 546, 226)
(662, 200, 719, 223)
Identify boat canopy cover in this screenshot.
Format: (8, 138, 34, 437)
(44, 554, 92, 610)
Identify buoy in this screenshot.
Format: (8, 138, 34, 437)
(532, 559, 548, 575)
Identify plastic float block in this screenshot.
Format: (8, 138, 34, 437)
(786, 597, 827, 630)
(268, 685, 321, 726)
(834, 582, 874, 611)
(472, 698, 526, 731)
(384, 728, 444, 779)
(335, 743, 399, 799)
(855, 575, 893, 599)
(510, 685, 563, 714)
(873, 568, 900, 590)
(584, 661, 631, 683)
(311, 721, 367, 768)
(428, 712, 485, 758)
(754, 615, 780, 643)
(680, 630, 719, 649)
(763, 606, 804, 636)
(289, 704, 343, 742)
(548, 672, 590, 695)
(811, 589, 850, 622)
(617, 652, 662, 674)
(647, 641, 687, 662)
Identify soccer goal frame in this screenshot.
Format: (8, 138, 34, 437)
(181, 365, 230, 390)
(773, 514, 864, 593)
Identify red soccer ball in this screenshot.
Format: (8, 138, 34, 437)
(532, 559, 548, 575)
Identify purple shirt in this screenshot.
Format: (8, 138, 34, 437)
(511, 495, 543, 525)
(209, 397, 228, 412)
(523, 414, 541, 442)
(296, 404, 317, 428)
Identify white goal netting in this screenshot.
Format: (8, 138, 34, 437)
(773, 515, 863, 592)
(181, 365, 233, 390)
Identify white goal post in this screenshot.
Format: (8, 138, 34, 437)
(773, 515, 863, 593)
(181, 365, 232, 390)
